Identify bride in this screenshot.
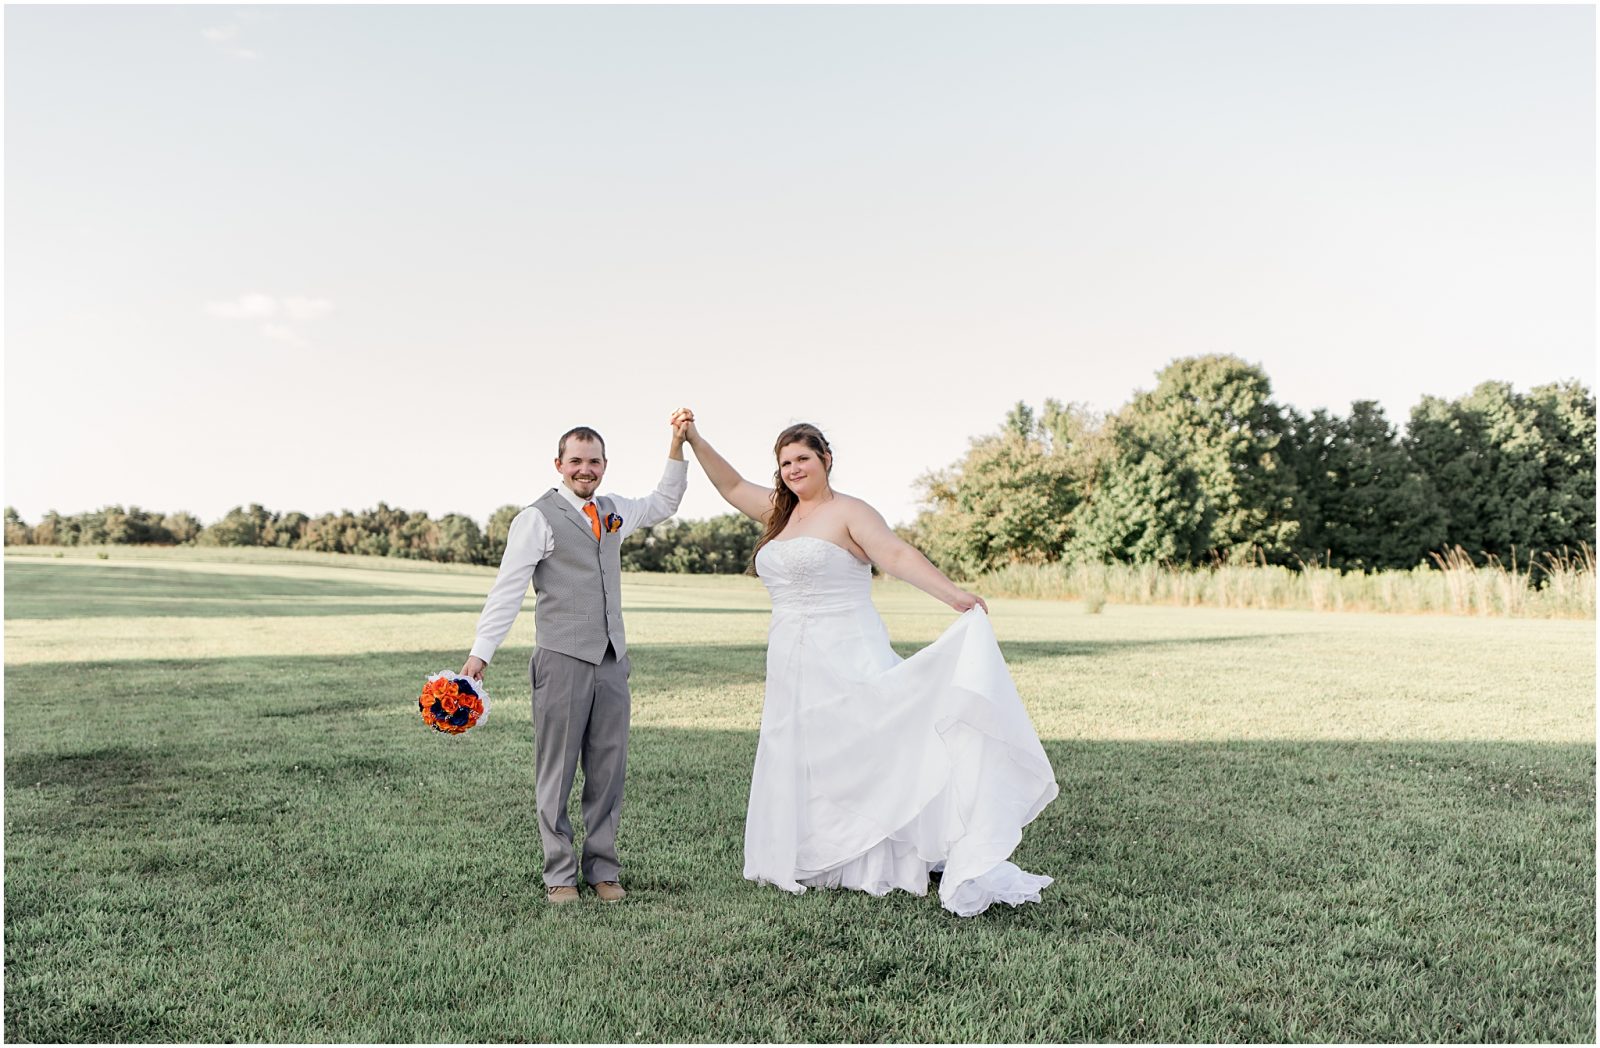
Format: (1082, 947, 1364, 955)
(679, 414, 1059, 916)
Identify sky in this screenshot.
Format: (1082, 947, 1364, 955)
(5, 4, 1594, 528)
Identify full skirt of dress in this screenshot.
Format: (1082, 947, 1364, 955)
(744, 540, 1059, 916)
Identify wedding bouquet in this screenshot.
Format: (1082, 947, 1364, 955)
(418, 672, 490, 734)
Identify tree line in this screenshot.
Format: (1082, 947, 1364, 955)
(3, 498, 764, 574)
(908, 355, 1594, 576)
(6, 356, 1592, 577)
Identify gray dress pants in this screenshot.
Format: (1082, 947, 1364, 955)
(529, 644, 631, 886)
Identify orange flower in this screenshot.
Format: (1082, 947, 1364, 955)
(418, 673, 490, 733)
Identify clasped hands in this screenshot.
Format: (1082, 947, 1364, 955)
(670, 407, 696, 444)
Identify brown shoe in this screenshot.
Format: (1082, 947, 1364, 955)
(593, 881, 626, 903)
(546, 885, 580, 905)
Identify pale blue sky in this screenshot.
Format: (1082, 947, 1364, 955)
(6, 4, 1594, 528)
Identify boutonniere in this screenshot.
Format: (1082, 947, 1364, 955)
(604, 513, 623, 534)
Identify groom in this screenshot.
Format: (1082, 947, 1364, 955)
(461, 412, 690, 904)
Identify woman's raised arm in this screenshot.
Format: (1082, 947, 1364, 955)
(683, 420, 776, 523)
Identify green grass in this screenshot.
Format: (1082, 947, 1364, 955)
(4, 548, 1594, 1041)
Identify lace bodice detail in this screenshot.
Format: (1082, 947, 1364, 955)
(754, 537, 873, 615)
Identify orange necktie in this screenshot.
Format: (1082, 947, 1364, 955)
(582, 502, 602, 540)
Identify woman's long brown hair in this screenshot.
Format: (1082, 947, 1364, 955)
(749, 423, 833, 575)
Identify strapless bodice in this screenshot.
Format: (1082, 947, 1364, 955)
(754, 536, 873, 616)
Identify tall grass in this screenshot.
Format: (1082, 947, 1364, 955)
(976, 545, 1596, 618)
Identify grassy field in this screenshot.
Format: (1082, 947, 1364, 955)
(4, 547, 1594, 1042)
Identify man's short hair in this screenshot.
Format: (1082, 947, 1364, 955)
(557, 426, 607, 460)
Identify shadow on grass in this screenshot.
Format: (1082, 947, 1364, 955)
(4, 745, 159, 791)
(4, 651, 1593, 1041)
(4, 707, 1594, 1042)
(897, 635, 1302, 665)
(4, 561, 474, 620)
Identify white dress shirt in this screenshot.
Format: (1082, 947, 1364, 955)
(470, 458, 688, 665)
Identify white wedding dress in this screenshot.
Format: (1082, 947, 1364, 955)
(744, 536, 1060, 916)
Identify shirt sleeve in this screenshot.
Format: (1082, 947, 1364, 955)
(606, 458, 689, 539)
(470, 506, 555, 664)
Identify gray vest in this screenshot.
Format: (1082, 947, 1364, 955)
(530, 488, 627, 665)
